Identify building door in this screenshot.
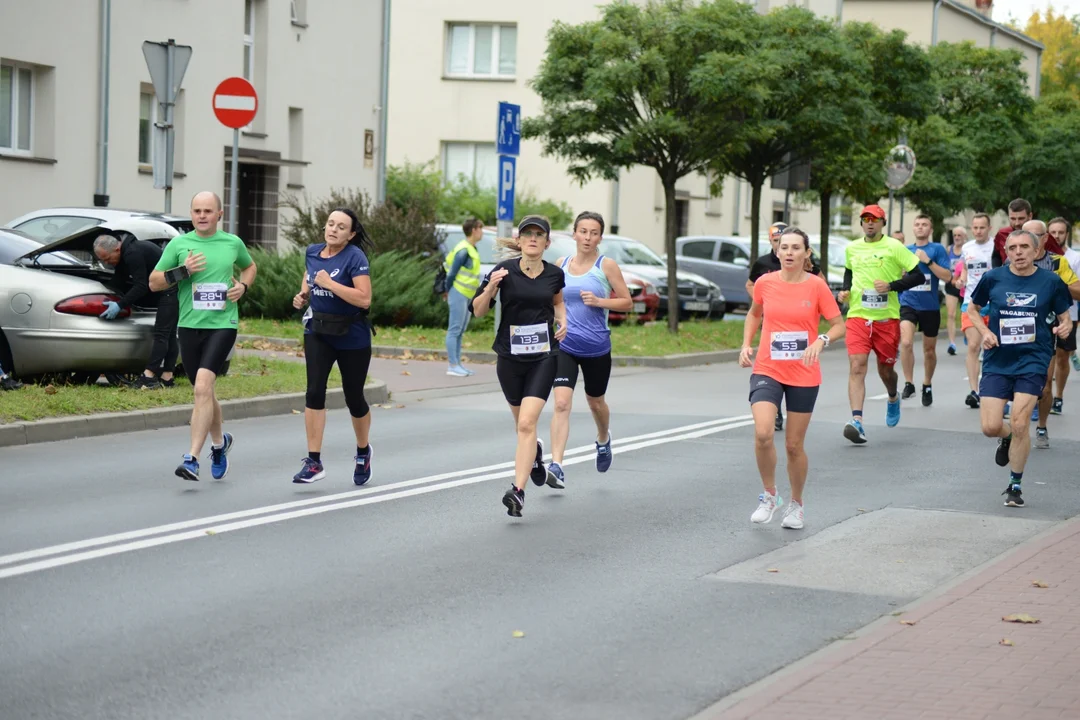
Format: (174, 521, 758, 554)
(224, 161, 279, 249)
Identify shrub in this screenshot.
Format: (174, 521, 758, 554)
(240, 248, 448, 328)
(279, 187, 442, 257)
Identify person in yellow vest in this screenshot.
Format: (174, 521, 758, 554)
(444, 218, 484, 376)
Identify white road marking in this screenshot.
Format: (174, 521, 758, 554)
(0, 416, 753, 579)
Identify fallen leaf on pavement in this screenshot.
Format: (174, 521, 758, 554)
(395, 404, 405, 409)
(416, 398, 424, 402)
(890, 611, 904, 616)
(899, 620, 917, 626)
(766, 568, 779, 573)
(857, 508, 867, 513)
(400, 360, 409, 365)
(205, 530, 216, 536)
(896, 560, 905, 564)
(512, 631, 525, 638)
(291, 409, 301, 415)
(1000, 638, 1014, 646)
(401, 371, 411, 376)
(379, 403, 393, 409)
(1002, 614, 1040, 624)
(1032, 581, 1049, 588)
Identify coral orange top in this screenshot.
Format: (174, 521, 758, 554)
(752, 272, 841, 387)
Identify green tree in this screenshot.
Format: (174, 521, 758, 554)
(1024, 6, 1080, 100)
(900, 115, 978, 234)
(1011, 93, 1080, 221)
(804, 23, 933, 269)
(523, 0, 762, 333)
(924, 41, 1033, 213)
(714, 6, 871, 264)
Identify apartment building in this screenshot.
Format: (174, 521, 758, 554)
(0, 0, 386, 249)
(387, 0, 1042, 250)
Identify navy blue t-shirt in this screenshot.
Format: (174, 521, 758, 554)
(304, 243, 371, 349)
(969, 266, 1071, 377)
(899, 241, 950, 312)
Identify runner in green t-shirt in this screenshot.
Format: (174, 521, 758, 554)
(150, 191, 257, 482)
(836, 204, 924, 444)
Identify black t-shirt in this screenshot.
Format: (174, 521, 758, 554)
(748, 251, 822, 283)
(471, 259, 566, 361)
(116, 238, 165, 308)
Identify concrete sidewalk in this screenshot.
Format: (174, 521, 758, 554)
(701, 516, 1080, 720)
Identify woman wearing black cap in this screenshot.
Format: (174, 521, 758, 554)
(470, 215, 567, 517)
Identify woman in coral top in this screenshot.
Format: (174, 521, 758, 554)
(738, 228, 846, 530)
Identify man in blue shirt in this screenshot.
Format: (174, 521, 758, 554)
(967, 229, 1073, 508)
(899, 215, 954, 406)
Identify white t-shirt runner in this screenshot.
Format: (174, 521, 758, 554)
(962, 239, 996, 302)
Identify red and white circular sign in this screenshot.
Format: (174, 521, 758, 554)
(212, 77, 258, 129)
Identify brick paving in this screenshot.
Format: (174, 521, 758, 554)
(708, 518, 1080, 720)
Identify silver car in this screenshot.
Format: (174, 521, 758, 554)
(6, 206, 193, 243)
(0, 218, 189, 380)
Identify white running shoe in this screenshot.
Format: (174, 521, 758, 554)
(781, 501, 804, 530)
(751, 491, 783, 524)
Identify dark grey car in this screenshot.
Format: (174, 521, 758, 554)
(674, 235, 752, 312)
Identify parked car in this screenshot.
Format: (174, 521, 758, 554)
(674, 235, 753, 312)
(0, 217, 224, 381)
(5, 207, 193, 243)
(608, 270, 660, 325)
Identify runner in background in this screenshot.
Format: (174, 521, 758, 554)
(1047, 218, 1080, 414)
(898, 215, 953, 406)
(944, 226, 967, 355)
(958, 213, 995, 409)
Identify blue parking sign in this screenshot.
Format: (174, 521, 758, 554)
(497, 155, 516, 222)
(497, 102, 521, 157)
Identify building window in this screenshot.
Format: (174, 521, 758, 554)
(1, 62, 34, 153)
(830, 195, 851, 230)
(442, 142, 497, 188)
(138, 91, 156, 164)
(243, 0, 255, 82)
(445, 23, 517, 78)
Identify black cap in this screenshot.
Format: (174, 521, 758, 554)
(517, 215, 551, 236)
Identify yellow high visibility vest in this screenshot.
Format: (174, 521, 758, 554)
(444, 239, 481, 298)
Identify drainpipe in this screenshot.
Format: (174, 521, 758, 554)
(990, 27, 997, 46)
(94, 0, 111, 207)
(931, 0, 943, 46)
(376, 0, 391, 204)
(835, 0, 843, 23)
(1035, 51, 1042, 97)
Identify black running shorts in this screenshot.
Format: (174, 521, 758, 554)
(899, 305, 941, 338)
(177, 328, 236, 385)
(748, 373, 819, 414)
(1058, 322, 1078, 353)
(553, 351, 612, 397)
(496, 355, 558, 406)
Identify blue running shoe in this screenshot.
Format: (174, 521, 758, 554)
(1003, 402, 1011, 419)
(886, 398, 901, 427)
(547, 462, 566, 489)
(596, 432, 613, 473)
(210, 432, 233, 480)
(175, 454, 200, 481)
(354, 445, 373, 486)
(292, 457, 326, 484)
(1031, 406, 1039, 423)
(843, 419, 867, 444)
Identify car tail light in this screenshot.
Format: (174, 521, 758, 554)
(55, 294, 132, 318)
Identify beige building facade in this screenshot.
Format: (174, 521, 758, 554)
(0, 0, 386, 249)
(387, 0, 1042, 251)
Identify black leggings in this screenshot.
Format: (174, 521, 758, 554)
(304, 333, 372, 418)
(496, 355, 558, 406)
(553, 351, 612, 397)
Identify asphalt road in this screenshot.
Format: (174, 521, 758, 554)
(2, 348, 1078, 720)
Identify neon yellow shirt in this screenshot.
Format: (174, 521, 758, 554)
(845, 236, 919, 321)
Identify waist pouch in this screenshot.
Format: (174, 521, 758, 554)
(311, 310, 369, 337)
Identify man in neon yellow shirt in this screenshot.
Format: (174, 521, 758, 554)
(150, 191, 257, 481)
(836, 204, 924, 444)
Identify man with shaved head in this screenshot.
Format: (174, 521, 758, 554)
(150, 190, 258, 481)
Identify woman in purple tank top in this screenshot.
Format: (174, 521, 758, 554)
(545, 212, 633, 490)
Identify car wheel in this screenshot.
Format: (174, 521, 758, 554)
(103, 372, 141, 387)
(712, 309, 726, 322)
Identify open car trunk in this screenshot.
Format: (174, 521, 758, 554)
(14, 219, 192, 310)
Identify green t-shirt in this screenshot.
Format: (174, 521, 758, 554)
(154, 230, 254, 329)
(844, 236, 919, 321)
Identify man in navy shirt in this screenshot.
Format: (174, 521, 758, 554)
(967, 229, 1073, 508)
(898, 215, 953, 406)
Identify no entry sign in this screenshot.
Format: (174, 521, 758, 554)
(213, 77, 258, 129)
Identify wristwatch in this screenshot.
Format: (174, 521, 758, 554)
(817, 333, 830, 347)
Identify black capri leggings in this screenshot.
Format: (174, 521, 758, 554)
(553, 351, 612, 397)
(304, 333, 372, 418)
(496, 355, 558, 406)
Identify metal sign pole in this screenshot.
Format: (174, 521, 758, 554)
(229, 128, 240, 235)
(164, 41, 175, 213)
(887, 189, 895, 235)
